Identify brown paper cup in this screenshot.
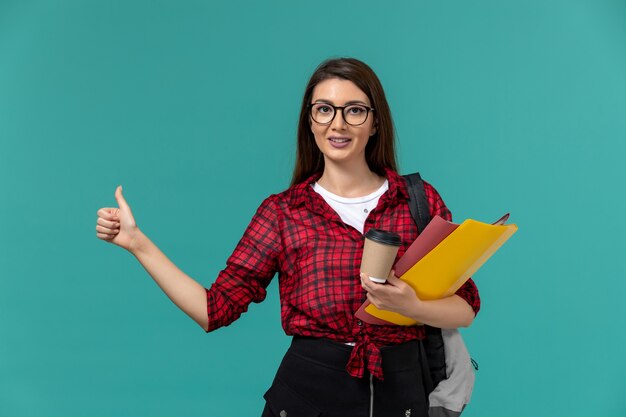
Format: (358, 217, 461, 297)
(361, 229, 402, 283)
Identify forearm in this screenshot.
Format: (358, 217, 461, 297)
(407, 294, 475, 329)
(131, 230, 208, 331)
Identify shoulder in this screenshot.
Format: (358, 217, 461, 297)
(254, 179, 310, 215)
(399, 171, 452, 221)
(254, 193, 284, 215)
(271, 172, 321, 209)
(391, 170, 442, 200)
(421, 179, 452, 221)
(421, 179, 442, 200)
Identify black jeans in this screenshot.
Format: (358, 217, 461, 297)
(262, 337, 429, 417)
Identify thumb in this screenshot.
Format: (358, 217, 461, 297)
(114, 185, 134, 218)
(113, 185, 138, 229)
(387, 270, 402, 285)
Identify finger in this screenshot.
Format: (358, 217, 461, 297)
(96, 231, 115, 240)
(361, 276, 386, 298)
(386, 271, 402, 286)
(96, 225, 119, 235)
(97, 217, 120, 229)
(366, 293, 381, 309)
(115, 185, 130, 212)
(97, 207, 120, 221)
(360, 272, 376, 291)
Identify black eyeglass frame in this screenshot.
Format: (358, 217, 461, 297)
(308, 103, 376, 126)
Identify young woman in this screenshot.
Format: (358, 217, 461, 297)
(95, 58, 480, 417)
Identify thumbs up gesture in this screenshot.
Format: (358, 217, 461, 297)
(96, 186, 141, 252)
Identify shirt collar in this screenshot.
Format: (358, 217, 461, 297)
(287, 167, 408, 209)
(380, 167, 409, 203)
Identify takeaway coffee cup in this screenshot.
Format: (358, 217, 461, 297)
(361, 229, 402, 284)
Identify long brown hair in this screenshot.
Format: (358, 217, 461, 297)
(290, 58, 398, 186)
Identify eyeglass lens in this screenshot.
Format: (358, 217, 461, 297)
(310, 103, 370, 126)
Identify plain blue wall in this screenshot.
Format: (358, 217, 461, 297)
(1, 1, 625, 416)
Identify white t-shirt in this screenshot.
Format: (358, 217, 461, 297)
(312, 180, 389, 234)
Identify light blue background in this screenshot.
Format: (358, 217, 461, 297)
(1, 1, 625, 416)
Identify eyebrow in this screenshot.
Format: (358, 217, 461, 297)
(311, 99, 370, 106)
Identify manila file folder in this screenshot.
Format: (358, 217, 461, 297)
(360, 215, 518, 326)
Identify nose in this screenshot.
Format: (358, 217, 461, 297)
(330, 109, 348, 130)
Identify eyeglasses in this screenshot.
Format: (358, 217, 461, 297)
(308, 102, 375, 126)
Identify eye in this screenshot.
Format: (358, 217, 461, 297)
(312, 103, 333, 114)
(346, 105, 366, 115)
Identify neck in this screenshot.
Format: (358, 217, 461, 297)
(317, 159, 386, 198)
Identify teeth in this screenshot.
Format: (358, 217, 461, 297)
(330, 138, 350, 143)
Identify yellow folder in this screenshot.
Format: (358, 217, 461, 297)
(363, 216, 518, 325)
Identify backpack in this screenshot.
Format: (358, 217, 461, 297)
(403, 173, 477, 417)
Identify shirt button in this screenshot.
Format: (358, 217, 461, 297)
(357, 320, 363, 326)
(363, 208, 369, 213)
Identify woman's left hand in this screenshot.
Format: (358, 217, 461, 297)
(360, 271, 421, 317)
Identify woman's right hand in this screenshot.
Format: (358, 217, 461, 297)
(96, 186, 142, 253)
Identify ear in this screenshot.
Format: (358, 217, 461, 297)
(370, 121, 377, 137)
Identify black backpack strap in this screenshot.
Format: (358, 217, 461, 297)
(403, 172, 447, 391)
(404, 172, 430, 233)
(423, 325, 446, 390)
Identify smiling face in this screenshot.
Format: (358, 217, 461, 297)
(309, 78, 377, 167)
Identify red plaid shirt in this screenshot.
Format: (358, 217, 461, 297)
(205, 168, 480, 379)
